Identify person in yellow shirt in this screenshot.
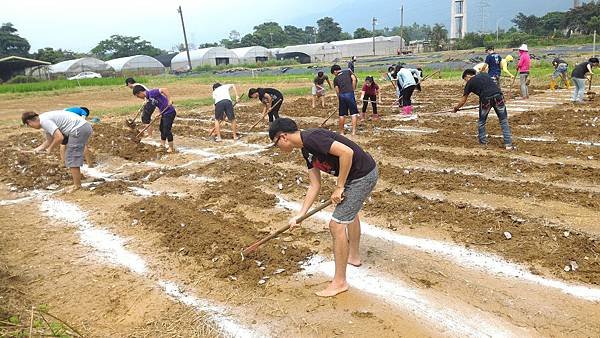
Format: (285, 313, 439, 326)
(500, 55, 515, 79)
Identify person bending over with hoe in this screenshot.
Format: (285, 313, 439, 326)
(269, 118, 378, 297)
(571, 57, 599, 103)
(133, 85, 176, 153)
(212, 83, 239, 141)
(550, 58, 570, 90)
(453, 69, 514, 150)
(331, 64, 359, 135)
(126, 77, 156, 137)
(60, 106, 93, 167)
(359, 76, 381, 120)
(312, 71, 333, 108)
(248, 87, 284, 124)
(393, 64, 417, 116)
(22, 110, 93, 192)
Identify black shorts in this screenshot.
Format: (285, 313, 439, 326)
(142, 100, 156, 124)
(214, 99, 235, 121)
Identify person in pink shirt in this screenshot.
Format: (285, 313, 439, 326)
(517, 44, 531, 99)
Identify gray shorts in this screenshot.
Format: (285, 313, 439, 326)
(332, 166, 378, 224)
(215, 99, 235, 121)
(65, 123, 92, 168)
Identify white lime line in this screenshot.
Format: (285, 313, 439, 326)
(568, 140, 600, 147)
(40, 199, 263, 338)
(302, 256, 526, 337)
(376, 126, 438, 134)
(277, 197, 600, 302)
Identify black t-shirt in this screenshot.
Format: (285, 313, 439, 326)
(333, 70, 354, 94)
(258, 88, 283, 103)
(314, 75, 329, 86)
(572, 62, 590, 79)
(464, 73, 502, 98)
(553, 58, 567, 66)
(347, 61, 355, 73)
(300, 128, 376, 181)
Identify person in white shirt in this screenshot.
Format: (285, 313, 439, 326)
(211, 83, 239, 141)
(22, 110, 93, 192)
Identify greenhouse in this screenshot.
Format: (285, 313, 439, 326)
(231, 46, 271, 64)
(275, 43, 342, 64)
(171, 47, 239, 72)
(331, 36, 406, 58)
(106, 55, 165, 75)
(49, 57, 114, 77)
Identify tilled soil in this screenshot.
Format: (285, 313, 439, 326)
(91, 123, 160, 162)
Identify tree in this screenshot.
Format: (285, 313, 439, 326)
(353, 27, 372, 39)
(429, 24, 448, 51)
(316, 17, 342, 42)
(34, 47, 83, 64)
(284, 25, 309, 45)
(0, 23, 30, 57)
(91, 35, 162, 60)
(252, 22, 286, 48)
(512, 13, 541, 35)
(304, 26, 317, 43)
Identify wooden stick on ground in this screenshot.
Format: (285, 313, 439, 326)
(135, 105, 172, 139)
(418, 105, 479, 116)
(320, 109, 338, 127)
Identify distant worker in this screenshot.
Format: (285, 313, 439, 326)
(484, 47, 502, 83)
(312, 71, 333, 108)
(22, 110, 93, 192)
(133, 85, 177, 153)
(473, 62, 489, 74)
(452, 69, 513, 150)
(551, 58, 570, 90)
(410, 67, 424, 92)
(500, 55, 515, 79)
(359, 76, 381, 121)
(348, 56, 357, 73)
(331, 64, 359, 136)
(517, 44, 531, 99)
(211, 83, 239, 141)
(248, 87, 284, 124)
(571, 57, 599, 103)
(126, 77, 156, 137)
(394, 64, 417, 116)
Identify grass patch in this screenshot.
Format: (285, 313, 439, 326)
(0, 77, 146, 94)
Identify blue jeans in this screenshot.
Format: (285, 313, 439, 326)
(572, 78, 586, 102)
(478, 94, 512, 146)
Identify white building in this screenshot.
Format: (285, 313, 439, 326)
(331, 36, 405, 58)
(451, 0, 468, 39)
(276, 43, 342, 64)
(49, 57, 114, 77)
(171, 47, 239, 72)
(106, 55, 165, 75)
(231, 46, 271, 64)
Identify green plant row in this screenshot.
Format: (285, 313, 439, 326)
(0, 77, 146, 94)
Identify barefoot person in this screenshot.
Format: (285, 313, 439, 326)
(61, 106, 93, 167)
(126, 77, 155, 137)
(269, 118, 378, 297)
(312, 71, 333, 108)
(453, 69, 514, 150)
(133, 85, 176, 153)
(212, 83, 239, 141)
(22, 110, 93, 191)
(331, 64, 359, 135)
(248, 87, 284, 124)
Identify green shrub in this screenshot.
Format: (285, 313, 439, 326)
(6, 75, 41, 84)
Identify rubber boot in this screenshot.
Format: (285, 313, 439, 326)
(550, 79, 557, 91)
(407, 105, 413, 115)
(401, 106, 411, 116)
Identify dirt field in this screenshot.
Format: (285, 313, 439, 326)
(1, 80, 599, 337)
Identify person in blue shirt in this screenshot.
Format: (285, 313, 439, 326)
(61, 106, 93, 167)
(484, 47, 502, 84)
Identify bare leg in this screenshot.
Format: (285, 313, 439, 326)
(338, 116, 346, 135)
(312, 95, 316, 108)
(60, 145, 66, 163)
(160, 139, 166, 149)
(231, 120, 238, 140)
(321, 95, 325, 108)
(145, 123, 153, 138)
(214, 119, 222, 140)
(84, 145, 93, 168)
(167, 141, 175, 153)
(316, 220, 350, 297)
(347, 215, 361, 266)
(70, 167, 81, 190)
(351, 115, 358, 136)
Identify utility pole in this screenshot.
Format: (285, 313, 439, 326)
(400, 5, 404, 54)
(372, 17, 377, 56)
(177, 6, 192, 72)
(594, 30, 597, 58)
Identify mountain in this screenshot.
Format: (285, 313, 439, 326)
(290, 0, 573, 34)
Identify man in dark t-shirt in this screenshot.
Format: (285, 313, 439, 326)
(269, 118, 378, 298)
(331, 64, 359, 136)
(484, 47, 502, 83)
(248, 87, 284, 123)
(312, 71, 333, 108)
(453, 69, 513, 149)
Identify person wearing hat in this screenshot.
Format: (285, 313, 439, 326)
(21, 110, 94, 192)
(484, 47, 502, 84)
(551, 58, 570, 90)
(517, 44, 531, 99)
(571, 57, 599, 102)
(312, 71, 333, 108)
(500, 55, 515, 79)
(473, 62, 489, 74)
(125, 77, 156, 137)
(268, 117, 378, 297)
(331, 64, 359, 135)
(347, 56, 357, 73)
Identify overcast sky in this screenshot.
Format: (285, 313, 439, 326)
(4, 0, 572, 53)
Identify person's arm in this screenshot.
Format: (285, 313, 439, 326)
(328, 141, 354, 204)
(376, 87, 381, 103)
(326, 78, 333, 89)
(359, 90, 366, 102)
(334, 84, 340, 96)
(587, 64, 594, 75)
(290, 168, 321, 228)
(351, 73, 357, 91)
(453, 94, 469, 112)
(45, 130, 64, 153)
(34, 133, 53, 152)
(159, 88, 173, 107)
(262, 93, 272, 115)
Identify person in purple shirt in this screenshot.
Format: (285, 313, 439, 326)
(133, 85, 176, 153)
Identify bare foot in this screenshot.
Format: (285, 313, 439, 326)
(166, 148, 176, 153)
(65, 185, 81, 194)
(347, 258, 362, 267)
(316, 281, 349, 297)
